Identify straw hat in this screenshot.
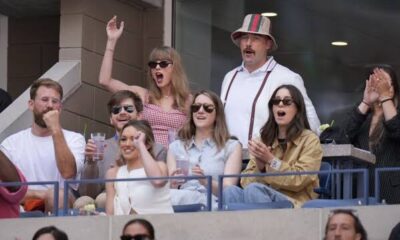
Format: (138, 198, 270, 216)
(231, 14, 278, 51)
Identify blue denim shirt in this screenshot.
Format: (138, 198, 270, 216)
(169, 138, 240, 193)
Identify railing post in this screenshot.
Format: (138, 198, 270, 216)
(53, 182, 59, 216)
(218, 175, 224, 210)
(206, 176, 212, 211)
(63, 181, 69, 216)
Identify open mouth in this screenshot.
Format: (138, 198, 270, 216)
(244, 49, 255, 55)
(155, 72, 164, 83)
(277, 111, 286, 117)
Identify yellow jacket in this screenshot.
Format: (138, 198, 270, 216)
(241, 129, 323, 208)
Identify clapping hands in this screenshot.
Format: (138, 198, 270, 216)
(363, 68, 394, 105)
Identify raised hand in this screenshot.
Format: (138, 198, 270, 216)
(373, 68, 393, 100)
(106, 15, 124, 41)
(362, 74, 380, 105)
(133, 131, 146, 148)
(42, 109, 61, 134)
(248, 139, 274, 170)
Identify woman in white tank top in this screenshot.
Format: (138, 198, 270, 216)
(105, 120, 173, 215)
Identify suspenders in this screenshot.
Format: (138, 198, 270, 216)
(223, 61, 277, 141)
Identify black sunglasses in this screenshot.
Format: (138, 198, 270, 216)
(271, 98, 293, 106)
(147, 60, 172, 69)
(111, 105, 135, 114)
(120, 234, 152, 240)
(191, 103, 215, 113)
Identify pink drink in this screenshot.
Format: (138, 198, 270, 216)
(176, 159, 190, 176)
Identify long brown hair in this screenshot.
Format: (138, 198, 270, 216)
(147, 46, 191, 111)
(178, 90, 230, 150)
(367, 65, 400, 150)
(260, 85, 310, 146)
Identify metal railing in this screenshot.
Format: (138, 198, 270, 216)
(374, 167, 400, 203)
(63, 175, 212, 215)
(217, 168, 369, 210)
(0, 181, 59, 215)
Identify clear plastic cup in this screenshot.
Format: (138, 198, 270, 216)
(176, 155, 190, 176)
(91, 132, 106, 161)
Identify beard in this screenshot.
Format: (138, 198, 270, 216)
(33, 109, 49, 128)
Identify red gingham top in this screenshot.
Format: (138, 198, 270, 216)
(142, 103, 187, 148)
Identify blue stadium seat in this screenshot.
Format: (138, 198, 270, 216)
(314, 161, 332, 199)
(173, 203, 206, 213)
(223, 201, 293, 211)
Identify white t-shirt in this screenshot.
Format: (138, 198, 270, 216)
(1, 128, 85, 190)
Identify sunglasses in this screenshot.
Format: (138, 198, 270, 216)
(191, 103, 215, 113)
(120, 235, 152, 240)
(147, 60, 172, 69)
(111, 105, 135, 114)
(271, 98, 293, 106)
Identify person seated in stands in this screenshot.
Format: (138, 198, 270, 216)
(0, 79, 85, 213)
(324, 209, 367, 240)
(105, 120, 173, 215)
(32, 226, 69, 240)
(0, 147, 27, 218)
(223, 84, 322, 208)
(344, 65, 400, 204)
(167, 90, 242, 209)
(75, 91, 166, 210)
(121, 218, 155, 240)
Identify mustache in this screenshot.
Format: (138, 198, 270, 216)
(243, 47, 255, 53)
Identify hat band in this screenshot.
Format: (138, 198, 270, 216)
(247, 14, 262, 32)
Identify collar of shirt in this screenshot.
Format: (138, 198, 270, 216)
(238, 56, 276, 74)
(187, 137, 216, 150)
(271, 134, 301, 150)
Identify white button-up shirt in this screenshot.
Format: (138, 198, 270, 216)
(221, 57, 321, 148)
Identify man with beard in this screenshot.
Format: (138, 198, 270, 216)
(74, 90, 167, 210)
(220, 14, 320, 148)
(0, 78, 85, 213)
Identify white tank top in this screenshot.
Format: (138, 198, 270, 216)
(113, 166, 173, 215)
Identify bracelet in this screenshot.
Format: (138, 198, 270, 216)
(380, 98, 393, 105)
(105, 48, 114, 52)
(362, 100, 371, 107)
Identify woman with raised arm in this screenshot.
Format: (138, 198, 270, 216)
(99, 16, 192, 147)
(223, 85, 322, 208)
(105, 120, 173, 215)
(344, 65, 400, 204)
(167, 90, 242, 209)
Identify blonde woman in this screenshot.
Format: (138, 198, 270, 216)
(99, 16, 192, 147)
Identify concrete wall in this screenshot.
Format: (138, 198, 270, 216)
(1, 205, 399, 240)
(57, 0, 164, 138)
(7, 15, 59, 99)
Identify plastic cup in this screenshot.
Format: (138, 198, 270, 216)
(176, 155, 190, 176)
(91, 132, 105, 161)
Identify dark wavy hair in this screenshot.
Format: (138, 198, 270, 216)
(122, 218, 155, 240)
(324, 209, 367, 240)
(177, 90, 230, 150)
(260, 85, 310, 146)
(365, 65, 400, 150)
(32, 226, 68, 240)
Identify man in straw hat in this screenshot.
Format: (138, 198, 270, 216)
(220, 14, 320, 148)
